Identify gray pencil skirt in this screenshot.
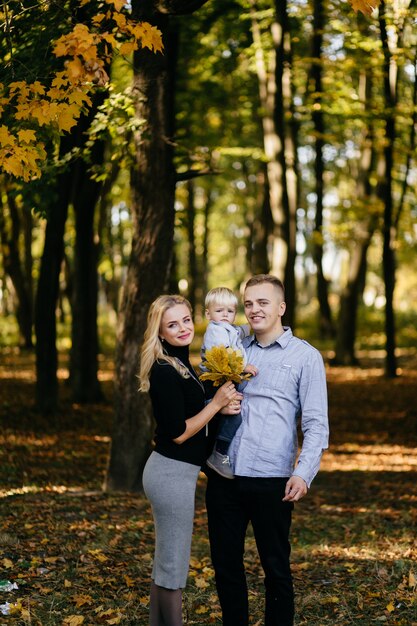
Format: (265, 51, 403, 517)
(142, 451, 201, 589)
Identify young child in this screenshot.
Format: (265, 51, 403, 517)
(201, 287, 258, 479)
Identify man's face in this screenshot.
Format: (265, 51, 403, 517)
(243, 282, 286, 336)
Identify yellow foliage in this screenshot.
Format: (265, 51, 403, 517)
(132, 23, 164, 53)
(199, 345, 251, 387)
(0, 0, 164, 181)
(349, 0, 380, 15)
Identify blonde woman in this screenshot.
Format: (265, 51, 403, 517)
(140, 294, 240, 626)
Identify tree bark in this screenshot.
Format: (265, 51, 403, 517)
(0, 188, 34, 348)
(186, 179, 197, 310)
(35, 159, 72, 413)
(105, 1, 190, 492)
(70, 112, 105, 402)
(334, 62, 377, 365)
(311, 0, 333, 338)
(379, 1, 397, 378)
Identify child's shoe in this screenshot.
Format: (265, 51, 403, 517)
(206, 450, 234, 479)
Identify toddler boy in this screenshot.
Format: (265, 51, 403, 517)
(201, 287, 257, 478)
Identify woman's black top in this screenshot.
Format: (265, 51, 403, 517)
(149, 343, 207, 467)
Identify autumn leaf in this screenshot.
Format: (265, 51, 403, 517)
(349, 0, 381, 16)
(199, 345, 250, 386)
(63, 617, 84, 626)
(132, 23, 163, 53)
(105, 0, 126, 10)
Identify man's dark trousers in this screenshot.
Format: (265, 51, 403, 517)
(206, 473, 294, 626)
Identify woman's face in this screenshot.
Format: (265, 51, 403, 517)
(160, 304, 194, 347)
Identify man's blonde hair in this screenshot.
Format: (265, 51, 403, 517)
(205, 287, 238, 310)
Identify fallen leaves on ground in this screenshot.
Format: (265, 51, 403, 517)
(0, 350, 416, 624)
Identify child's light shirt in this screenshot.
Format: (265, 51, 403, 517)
(200, 321, 251, 370)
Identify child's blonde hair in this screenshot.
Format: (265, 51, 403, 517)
(205, 287, 238, 310)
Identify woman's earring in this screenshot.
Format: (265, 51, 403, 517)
(159, 336, 165, 342)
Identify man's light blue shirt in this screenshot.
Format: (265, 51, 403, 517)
(228, 327, 329, 487)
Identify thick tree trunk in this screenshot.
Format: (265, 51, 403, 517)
(70, 146, 104, 402)
(311, 0, 333, 338)
(105, 3, 179, 492)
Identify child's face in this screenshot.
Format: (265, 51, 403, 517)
(206, 303, 237, 324)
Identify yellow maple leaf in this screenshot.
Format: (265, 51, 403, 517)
(67, 90, 92, 107)
(57, 104, 80, 132)
(107, 616, 122, 625)
(30, 81, 46, 95)
(119, 42, 137, 56)
(409, 570, 416, 587)
(349, 0, 380, 15)
(106, 0, 126, 11)
(195, 576, 209, 589)
(195, 605, 209, 614)
(386, 601, 395, 612)
(113, 12, 127, 29)
(92, 13, 106, 25)
(63, 617, 84, 626)
(0, 125, 13, 146)
(132, 23, 163, 53)
(3, 557, 13, 568)
(17, 129, 37, 144)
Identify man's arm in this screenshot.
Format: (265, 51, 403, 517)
(290, 348, 329, 493)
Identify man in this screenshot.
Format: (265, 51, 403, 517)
(205, 274, 329, 626)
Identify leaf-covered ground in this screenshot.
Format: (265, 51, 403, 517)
(0, 348, 417, 625)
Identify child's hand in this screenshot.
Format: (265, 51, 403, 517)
(244, 363, 258, 377)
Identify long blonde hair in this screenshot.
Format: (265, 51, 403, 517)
(139, 295, 193, 392)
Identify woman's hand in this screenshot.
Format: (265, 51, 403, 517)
(213, 382, 240, 410)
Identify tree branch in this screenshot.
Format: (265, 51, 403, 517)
(175, 168, 220, 182)
(157, 0, 209, 15)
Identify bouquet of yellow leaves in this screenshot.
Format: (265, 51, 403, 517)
(199, 345, 252, 387)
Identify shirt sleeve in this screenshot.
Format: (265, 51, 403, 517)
(292, 349, 329, 487)
(149, 363, 187, 439)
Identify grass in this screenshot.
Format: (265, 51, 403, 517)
(0, 348, 417, 625)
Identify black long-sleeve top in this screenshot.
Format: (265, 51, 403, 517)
(149, 343, 208, 466)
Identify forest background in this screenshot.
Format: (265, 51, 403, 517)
(0, 0, 417, 624)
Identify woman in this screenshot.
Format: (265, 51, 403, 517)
(139, 294, 240, 626)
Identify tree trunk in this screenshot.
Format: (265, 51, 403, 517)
(379, 1, 397, 378)
(311, 0, 333, 338)
(334, 61, 377, 365)
(70, 127, 104, 402)
(0, 189, 34, 348)
(249, 167, 271, 275)
(251, 0, 297, 324)
(35, 163, 72, 413)
(186, 179, 197, 310)
(105, 3, 179, 492)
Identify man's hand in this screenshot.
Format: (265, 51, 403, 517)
(219, 392, 243, 415)
(282, 476, 308, 502)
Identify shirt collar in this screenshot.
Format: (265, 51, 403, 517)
(246, 326, 293, 349)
